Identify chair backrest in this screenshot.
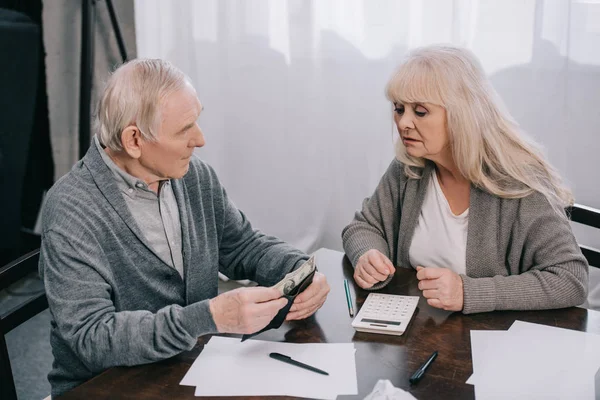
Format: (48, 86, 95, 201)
(567, 203, 600, 268)
(0, 249, 47, 400)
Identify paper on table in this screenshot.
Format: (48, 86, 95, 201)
(465, 330, 504, 385)
(180, 336, 357, 400)
(469, 321, 600, 400)
(507, 321, 600, 399)
(469, 329, 563, 400)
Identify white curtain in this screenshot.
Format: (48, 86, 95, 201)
(134, 0, 600, 254)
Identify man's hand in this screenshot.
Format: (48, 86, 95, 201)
(354, 249, 395, 289)
(416, 266, 464, 311)
(209, 287, 287, 334)
(286, 271, 330, 321)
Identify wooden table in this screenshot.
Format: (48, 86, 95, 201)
(57, 248, 600, 399)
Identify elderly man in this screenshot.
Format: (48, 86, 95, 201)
(39, 59, 330, 397)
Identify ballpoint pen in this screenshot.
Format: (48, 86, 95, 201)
(343, 279, 354, 317)
(409, 350, 438, 385)
(269, 352, 329, 375)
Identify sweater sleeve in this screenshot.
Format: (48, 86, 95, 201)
(40, 229, 218, 372)
(461, 195, 589, 314)
(342, 160, 404, 268)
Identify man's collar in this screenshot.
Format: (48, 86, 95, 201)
(93, 136, 151, 192)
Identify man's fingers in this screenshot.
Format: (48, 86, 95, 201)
(255, 297, 288, 317)
(287, 273, 329, 312)
(291, 289, 322, 312)
(294, 272, 327, 304)
(286, 307, 310, 321)
(288, 291, 326, 319)
(293, 283, 316, 305)
(211, 288, 287, 334)
(286, 302, 320, 321)
(285, 312, 299, 321)
(243, 286, 283, 303)
(286, 310, 306, 321)
(243, 300, 285, 332)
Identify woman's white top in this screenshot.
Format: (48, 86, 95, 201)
(408, 172, 469, 275)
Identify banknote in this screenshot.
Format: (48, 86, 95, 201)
(272, 255, 316, 296)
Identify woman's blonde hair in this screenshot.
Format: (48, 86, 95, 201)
(96, 59, 190, 151)
(386, 44, 573, 216)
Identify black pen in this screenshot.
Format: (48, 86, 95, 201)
(409, 351, 438, 385)
(269, 352, 329, 376)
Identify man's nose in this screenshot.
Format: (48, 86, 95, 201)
(192, 126, 205, 148)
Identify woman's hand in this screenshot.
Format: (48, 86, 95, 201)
(354, 249, 395, 289)
(416, 266, 464, 311)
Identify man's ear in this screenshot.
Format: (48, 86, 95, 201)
(120, 125, 142, 159)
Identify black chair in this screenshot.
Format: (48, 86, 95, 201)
(0, 249, 47, 400)
(567, 203, 600, 268)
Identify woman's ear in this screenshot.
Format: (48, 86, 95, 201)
(120, 125, 142, 159)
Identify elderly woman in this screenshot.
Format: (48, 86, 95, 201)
(342, 45, 588, 314)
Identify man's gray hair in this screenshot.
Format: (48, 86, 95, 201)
(96, 59, 190, 151)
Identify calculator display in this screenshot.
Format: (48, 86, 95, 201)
(361, 318, 401, 326)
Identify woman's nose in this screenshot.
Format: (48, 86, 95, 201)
(397, 112, 415, 131)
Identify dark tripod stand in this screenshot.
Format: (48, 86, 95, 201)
(79, 0, 128, 159)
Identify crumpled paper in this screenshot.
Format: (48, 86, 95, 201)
(363, 380, 417, 400)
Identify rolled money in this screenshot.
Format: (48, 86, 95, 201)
(272, 255, 316, 295)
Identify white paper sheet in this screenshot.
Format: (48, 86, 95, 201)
(468, 321, 600, 400)
(466, 330, 504, 385)
(180, 336, 357, 399)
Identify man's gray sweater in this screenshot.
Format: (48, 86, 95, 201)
(39, 144, 307, 396)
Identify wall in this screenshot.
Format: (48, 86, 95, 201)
(43, 0, 137, 179)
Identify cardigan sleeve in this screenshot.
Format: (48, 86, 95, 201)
(342, 159, 404, 273)
(461, 193, 589, 314)
(40, 229, 218, 372)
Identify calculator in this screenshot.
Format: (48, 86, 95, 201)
(351, 293, 419, 336)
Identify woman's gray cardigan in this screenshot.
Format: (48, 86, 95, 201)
(342, 160, 588, 314)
